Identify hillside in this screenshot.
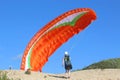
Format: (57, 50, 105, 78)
(0, 69, 120, 80)
(1, 58, 120, 80)
(83, 58, 120, 70)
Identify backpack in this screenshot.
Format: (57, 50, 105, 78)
(64, 56, 71, 66)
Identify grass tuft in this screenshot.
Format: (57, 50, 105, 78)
(0, 71, 13, 80)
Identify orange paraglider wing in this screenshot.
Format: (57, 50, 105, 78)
(20, 8, 97, 71)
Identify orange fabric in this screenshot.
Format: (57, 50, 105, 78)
(20, 8, 96, 71)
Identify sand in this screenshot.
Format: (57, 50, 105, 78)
(1, 69, 120, 80)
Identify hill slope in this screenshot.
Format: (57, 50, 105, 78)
(83, 58, 120, 70)
(1, 69, 120, 80)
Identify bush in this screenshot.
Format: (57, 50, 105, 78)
(25, 69, 31, 75)
(0, 71, 13, 80)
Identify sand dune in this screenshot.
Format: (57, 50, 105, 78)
(1, 69, 120, 80)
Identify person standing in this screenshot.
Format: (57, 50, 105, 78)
(62, 51, 72, 78)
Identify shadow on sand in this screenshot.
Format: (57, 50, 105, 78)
(48, 74, 68, 79)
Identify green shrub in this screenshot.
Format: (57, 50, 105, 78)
(25, 69, 31, 75)
(0, 71, 13, 80)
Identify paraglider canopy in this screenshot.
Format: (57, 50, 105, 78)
(20, 8, 97, 72)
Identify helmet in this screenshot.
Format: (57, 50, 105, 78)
(65, 51, 69, 55)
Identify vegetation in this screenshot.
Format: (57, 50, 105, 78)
(24, 69, 31, 75)
(0, 71, 13, 80)
(82, 58, 120, 70)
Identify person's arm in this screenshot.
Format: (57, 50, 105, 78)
(62, 57, 64, 67)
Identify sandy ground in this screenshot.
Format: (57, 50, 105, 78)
(1, 69, 120, 80)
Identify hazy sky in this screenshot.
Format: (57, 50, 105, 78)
(0, 0, 120, 73)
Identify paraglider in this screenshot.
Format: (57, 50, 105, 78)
(20, 8, 97, 72)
